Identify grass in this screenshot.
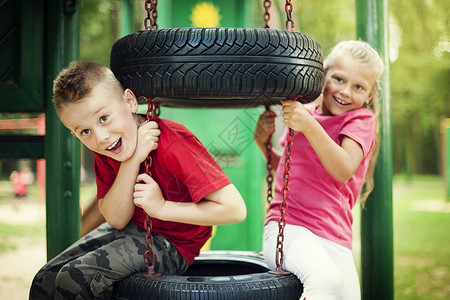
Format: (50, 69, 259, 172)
(0, 222, 45, 252)
(0, 179, 96, 254)
(0, 180, 45, 252)
(391, 175, 449, 299)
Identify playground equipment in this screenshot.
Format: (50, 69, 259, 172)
(109, 2, 321, 296)
(0, 0, 392, 299)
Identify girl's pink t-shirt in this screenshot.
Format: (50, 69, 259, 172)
(265, 103, 376, 249)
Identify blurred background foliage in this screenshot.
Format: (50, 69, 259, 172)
(79, 0, 449, 177)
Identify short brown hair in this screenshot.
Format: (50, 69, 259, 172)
(53, 61, 123, 114)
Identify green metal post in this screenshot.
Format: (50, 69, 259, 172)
(356, 0, 394, 299)
(45, 0, 81, 260)
(118, 0, 134, 37)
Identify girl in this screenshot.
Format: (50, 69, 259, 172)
(254, 41, 384, 300)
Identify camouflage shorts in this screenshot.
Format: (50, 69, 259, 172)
(29, 222, 189, 300)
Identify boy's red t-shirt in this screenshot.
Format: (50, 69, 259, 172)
(94, 117, 231, 264)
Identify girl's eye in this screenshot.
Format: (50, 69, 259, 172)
(81, 129, 91, 136)
(355, 84, 364, 91)
(335, 77, 344, 83)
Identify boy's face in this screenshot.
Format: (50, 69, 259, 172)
(59, 83, 140, 162)
(320, 55, 376, 116)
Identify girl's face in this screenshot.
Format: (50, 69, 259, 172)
(319, 55, 376, 116)
(59, 83, 141, 162)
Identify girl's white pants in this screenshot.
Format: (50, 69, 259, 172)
(263, 221, 361, 300)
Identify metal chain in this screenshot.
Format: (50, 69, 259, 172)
(265, 106, 273, 203)
(141, 0, 160, 277)
(284, 0, 294, 32)
(276, 128, 294, 272)
(141, 97, 163, 279)
(144, 0, 158, 30)
(263, 0, 271, 28)
(152, 0, 158, 29)
(269, 0, 295, 275)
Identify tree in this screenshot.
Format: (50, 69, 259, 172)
(390, 0, 450, 174)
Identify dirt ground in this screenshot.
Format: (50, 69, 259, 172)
(0, 203, 46, 300)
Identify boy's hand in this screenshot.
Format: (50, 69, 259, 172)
(254, 110, 277, 147)
(133, 173, 166, 218)
(281, 99, 314, 133)
(133, 121, 160, 163)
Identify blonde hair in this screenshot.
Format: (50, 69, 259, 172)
(325, 41, 384, 205)
(53, 61, 124, 116)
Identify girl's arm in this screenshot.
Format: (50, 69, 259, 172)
(133, 175, 247, 226)
(281, 100, 364, 182)
(254, 110, 282, 171)
(99, 121, 160, 229)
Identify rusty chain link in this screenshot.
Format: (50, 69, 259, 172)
(284, 0, 294, 32)
(269, 128, 294, 275)
(140, 97, 163, 279)
(144, 0, 158, 30)
(264, 106, 274, 204)
(263, 0, 271, 28)
(276, 128, 294, 272)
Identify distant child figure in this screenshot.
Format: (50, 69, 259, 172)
(30, 61, 246, 299)
(254, 41, 384, 300)
(10, 167, 34, 210)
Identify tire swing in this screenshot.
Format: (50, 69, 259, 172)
(110, 5, 323, 108)
(111, 1, 324, 299)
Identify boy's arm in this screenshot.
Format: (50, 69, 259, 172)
(133, 175, 247, 226)
(281, 100, 364, 182)
(99, 121, 160, 229)
(98, 159, 141, 229)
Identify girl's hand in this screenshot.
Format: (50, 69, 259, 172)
(254, 110, 277, 147)
(281, 99, 314, 133)
(133, 173, 165, 218)
(133, 121, 160, 163)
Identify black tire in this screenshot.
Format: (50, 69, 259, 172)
(112, 251, 303, 300)
(110, 27, 323, 108)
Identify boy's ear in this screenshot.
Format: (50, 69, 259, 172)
(123, 89, 138, 113)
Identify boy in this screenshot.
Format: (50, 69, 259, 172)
(30, 61, 246, 299)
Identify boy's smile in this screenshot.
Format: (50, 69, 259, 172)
(106, 138, 123, 153)
(59, 83, 141, 162)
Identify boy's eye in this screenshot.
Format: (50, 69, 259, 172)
(81, 129, 91, 136)
(335, 77, 344, 83)
(100, 115, 109, 123)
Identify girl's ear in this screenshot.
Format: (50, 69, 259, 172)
(321, 69, 328, 92)
(366, 87, 377, 105)
(123, 89, 138, 113)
